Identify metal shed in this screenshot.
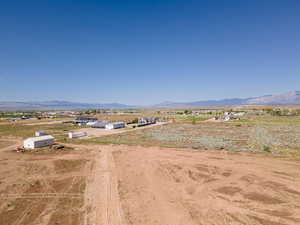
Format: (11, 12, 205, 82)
(91, 121, 108, 128)
(23, 135, 55, 149)
(105, 122, 125, 130)
(68, 132, 87, 139)
(86, 121, 98, 126)
(35, 130, 48, 137)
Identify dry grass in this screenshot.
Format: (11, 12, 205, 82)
(0, 123, 78, 138)
(76, 116, 300, 155)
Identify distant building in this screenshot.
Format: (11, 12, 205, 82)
(35, 130, 47, 137)
(91, 121, 108, 128)
(86, 121, 98, 126)
(232, 112, 245, 116)
(74, 117, 97, 125)
(24, 135, 55, 149)
(68, 132, 87, 139)
(105, 122, 125, 130)
(138, 117, 157, 124)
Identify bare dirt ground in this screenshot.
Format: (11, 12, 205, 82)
(0, 142, 300, 225)
(113, 146, 300, 225)
(0, 142, 89, 225)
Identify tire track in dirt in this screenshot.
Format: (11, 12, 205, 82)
(84, 146, 125, 225)
(0, 140, 22, 152)
(0, 193, 83, 199)
(12, 204, 35, 225)
(107, 148, 125, 225)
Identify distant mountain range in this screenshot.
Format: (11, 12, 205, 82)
(153, 91, 300, 108)
(0, 101, 136, 111)
(1, 91, 300, 111)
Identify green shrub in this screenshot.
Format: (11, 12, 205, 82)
(263, 145, 271, 152)
(192, 117, 196, 125)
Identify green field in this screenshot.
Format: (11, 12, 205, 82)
(0, 122, 77, 139)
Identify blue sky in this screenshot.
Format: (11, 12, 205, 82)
(1, 0, 300, 105)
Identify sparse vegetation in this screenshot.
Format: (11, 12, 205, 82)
(0, 122, 77, 138)
(263, 145, 271, 152)
(68, 114, 300, 155)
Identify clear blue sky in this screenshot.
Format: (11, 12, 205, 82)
(1, 0, 300, 105)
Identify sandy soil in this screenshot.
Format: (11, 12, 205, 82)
(0, 141, 91, 225)
(0, 141, 299, 225)
(113, 146, 300, 225)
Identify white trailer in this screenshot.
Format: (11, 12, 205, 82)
(24, 135, 55, 149)
(68, 132, 87, 139)
(35, 130, 47, 137)
(105, 122, 125, 130)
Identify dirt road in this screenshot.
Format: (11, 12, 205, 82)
(84, 145, 125, 225)
(0, 142, 300, 225)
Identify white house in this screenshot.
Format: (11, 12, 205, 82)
(105, 122, 125, 130)
(24, 135, 55, 149)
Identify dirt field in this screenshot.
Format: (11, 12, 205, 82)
(0, 141, 300, 225)
(0, 143, 89, 225)
(113, 146, 300, 225)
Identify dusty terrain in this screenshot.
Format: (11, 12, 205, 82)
(113, 146, 300, 225)
(0, 140, 300, 225)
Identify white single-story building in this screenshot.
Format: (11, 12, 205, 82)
(68, 132, 87, 139)
(105, 122, 125, 130)
(35, 130, 47, 137)
(86, 121, 98, 126)
(232, 112, 245, 116)
(91, 121, 108, 128)
(24, 135, 55, 149)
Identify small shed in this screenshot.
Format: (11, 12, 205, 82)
(24, 135, 55, 149)
(105, 122, 125, 130)
(35, 130, 47, 137)
(68, 132, 87, 139)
